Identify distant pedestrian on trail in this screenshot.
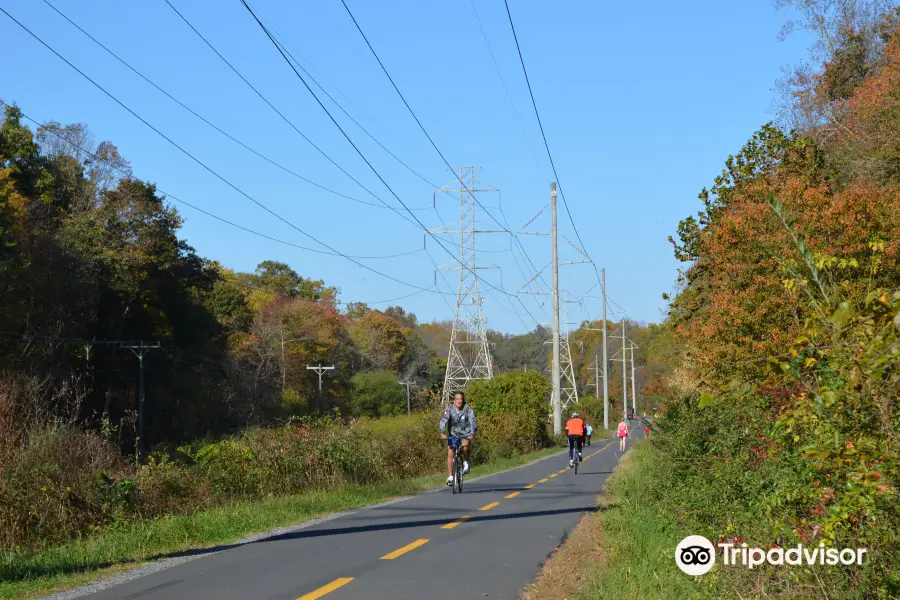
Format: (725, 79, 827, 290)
(617, 418, 629, 452)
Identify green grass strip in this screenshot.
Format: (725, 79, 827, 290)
(577, 441, 717, 600)
(0, 447, 561, 599)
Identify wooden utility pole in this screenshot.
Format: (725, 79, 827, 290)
(399, 379, 414, 414)
(551, 183, 561, 435)
(630, 342, 638, 417)
(306, 364, 334, 412)
(121, 340, 160, 462)
(601, 269, 609, 430)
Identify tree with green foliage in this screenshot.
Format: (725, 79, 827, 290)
(349, 370, 405, 417)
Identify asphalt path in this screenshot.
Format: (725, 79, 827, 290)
(78, 427, 646, 600)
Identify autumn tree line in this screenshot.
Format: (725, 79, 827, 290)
(635, 3, 899, 597)
(0, 106, 658, 448)
(0, 103, 594, 560)
(0, 103, 438, 445)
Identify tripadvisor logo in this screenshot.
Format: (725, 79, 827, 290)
(675, 535, 716, 575)
(675, 535, 869, 575)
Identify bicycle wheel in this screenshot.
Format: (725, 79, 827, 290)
(451, 451, 458, 495)
(574, 449, 579, 474)
(455, 453, 463, 493)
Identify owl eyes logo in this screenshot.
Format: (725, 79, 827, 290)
(675, 536, 716, 575)
(680, 546, 712, 565)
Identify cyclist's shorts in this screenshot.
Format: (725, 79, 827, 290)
(447, 436, 466, 448)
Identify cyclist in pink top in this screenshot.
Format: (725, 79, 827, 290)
(617, 417, 629, 452)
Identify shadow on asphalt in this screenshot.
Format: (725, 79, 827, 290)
(151, 505, 599, 563)
(252, 505, 598, 544)
(4, 448, 628, 582)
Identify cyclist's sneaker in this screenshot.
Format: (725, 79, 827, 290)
(578, 452, 583, 459)
(462, 460, 470, 475)
(447, 476, 454, 486)
(569, 459, 574, 468)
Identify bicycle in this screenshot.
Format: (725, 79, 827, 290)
(449, 437, 464, 494)
(569, 437, 583, 474)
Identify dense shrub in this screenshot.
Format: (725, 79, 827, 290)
(348, 371, 405, 417)
(649, 285, 900, 599)
(466, 371, 552, 449)
(0, 394, 550, 555)
(0, 424, 125, 551)
(573, 395, 606, 427)
(652, 387, 898, 599)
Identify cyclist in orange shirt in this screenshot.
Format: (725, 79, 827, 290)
(565, 412, 585, 468)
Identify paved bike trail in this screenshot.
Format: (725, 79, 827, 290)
(75, 431, 643, 600)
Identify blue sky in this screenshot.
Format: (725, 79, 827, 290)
(1, 0, 814, 333)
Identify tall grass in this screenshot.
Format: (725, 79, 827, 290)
(0, 447, 560, 600)
(1, 399, 549, 556)
(578, 442, 718, 600)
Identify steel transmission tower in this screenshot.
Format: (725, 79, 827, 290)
(559, 290, 579, 410)
(559, 331, 579, 409)
(430, 167, 503, 403)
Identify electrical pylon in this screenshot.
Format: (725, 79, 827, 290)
(559, 292, 579, 410)
(430, 167, 503, 403)
(559, 333, 579, 409)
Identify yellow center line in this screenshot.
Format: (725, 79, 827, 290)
(441, 515, 471, 529)
(297, 577, 355, 600)
(558, 468, 568, 473)
(479, 501, 501, 511)
(504, 491, 521, 499)
(538, 478, 549, 483)
(549, 473, 558, 478)
(381, 539, 429, 560)
(524, 484, 536, 489)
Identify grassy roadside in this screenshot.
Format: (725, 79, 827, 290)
(0, 446, 562, 600)
(524, 441, 715, 600)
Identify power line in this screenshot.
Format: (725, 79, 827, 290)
(337, 286, 435, 306)
(243, 7, 464, 314)
(335, 4, 553, 329)
(336, 0, 550, 316)
(423, 244, 463, 315)
(0, 15, 443, 295)
(0, 331, 132, 345)
(160, 0, 421, 229)
(501, 0, 584, 253)
(39, 0, 412, 214)
(342, 0, 600, 318)
(238, 0, 527, 306)
(162, 0, 474, 316)
(468, 0, 546, 179)
(338, 1, 522, 241)
(6, 101, 425, 262)
(263, 27, 440, 191)
(258, 14, 420, 157)
(502, 0, 610, 310)
(165, 0, 485, 331)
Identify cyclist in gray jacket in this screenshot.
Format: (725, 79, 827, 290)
(440, 391, 478, 486)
